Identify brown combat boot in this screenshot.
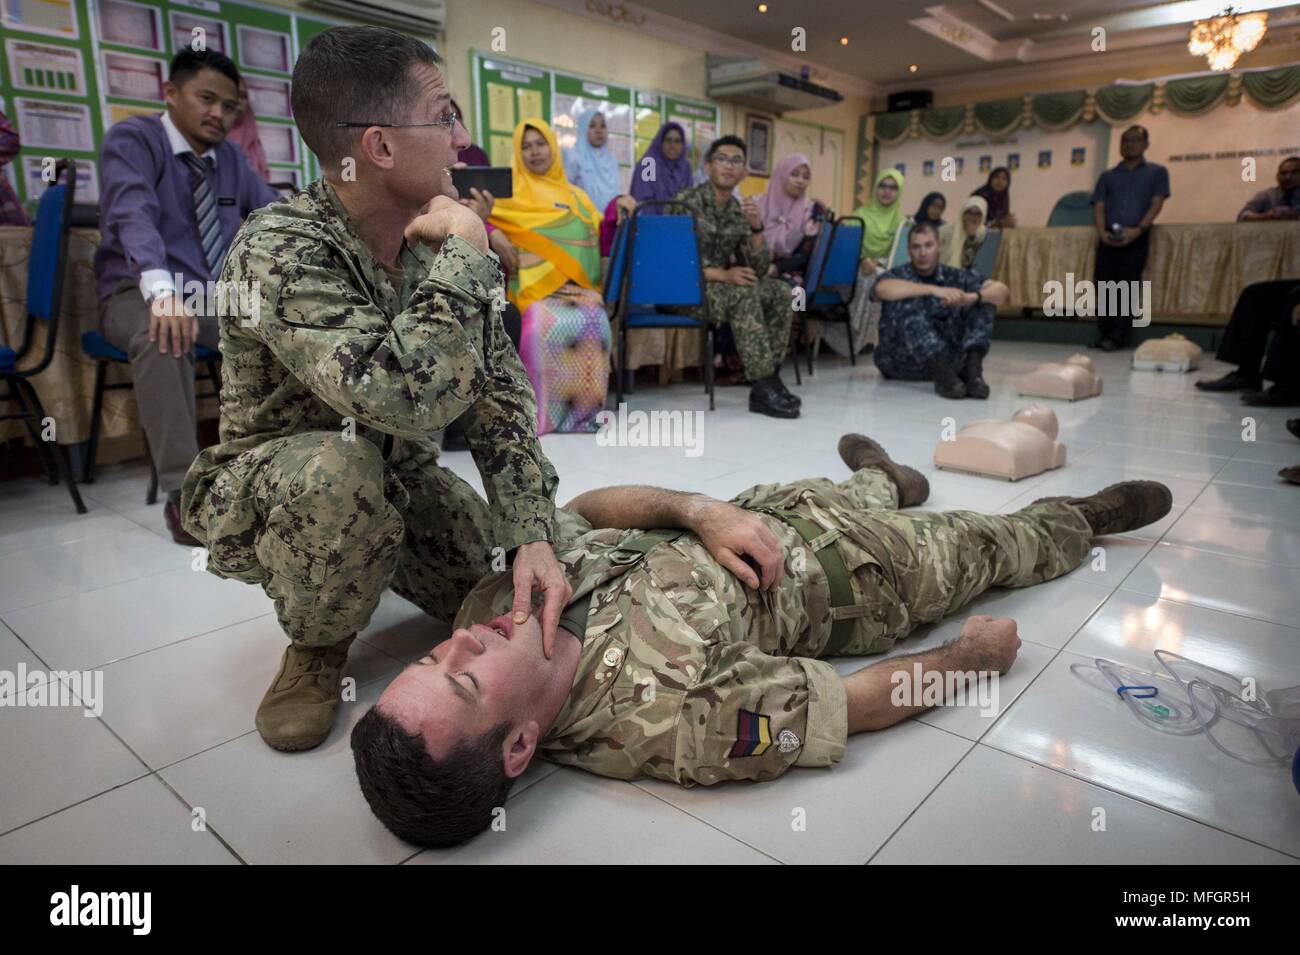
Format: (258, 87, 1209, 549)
(1036, 481, 1172, 536)
(837, 433, 930, 507)
(255, 636, 356, 752)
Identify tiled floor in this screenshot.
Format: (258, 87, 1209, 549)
(1, 341, 1297, 864)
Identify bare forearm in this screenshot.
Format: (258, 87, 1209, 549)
(979, 279, 1009, 306)
(844, 642, 973, 732)
(1138, 197, 1164, 229)
(564, 485, 712, 531)
(875, 279, 937, 301)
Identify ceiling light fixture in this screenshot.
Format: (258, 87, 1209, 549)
(1188, 7, 1268, 71)
(839, 36, 849, 45)
(756, 3, 768, 12)
(908, 63, 919, 73)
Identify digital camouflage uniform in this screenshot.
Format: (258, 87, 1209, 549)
(454, 466, 1093, 786)
(182, 179, 558, 648)
(672, 181, 793, 381)
(872, 262, 995, 380)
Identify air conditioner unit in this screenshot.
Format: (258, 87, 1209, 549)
(301, 0, 445, 35)
(707, 55, 843, 114)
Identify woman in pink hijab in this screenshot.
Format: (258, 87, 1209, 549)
(226, 80, 271, 183)
(757, 153, 827, 285)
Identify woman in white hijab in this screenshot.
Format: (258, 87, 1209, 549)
(940, 195, 989, 269)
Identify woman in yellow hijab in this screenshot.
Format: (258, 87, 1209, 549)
(488, 119, 611, 434)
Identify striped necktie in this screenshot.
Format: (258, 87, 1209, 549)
(182, 152, 225, 274)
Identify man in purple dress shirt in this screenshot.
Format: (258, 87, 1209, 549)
(94, 48, 278, 543)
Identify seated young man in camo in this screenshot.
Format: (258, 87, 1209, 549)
(352, 436, 1171, 847)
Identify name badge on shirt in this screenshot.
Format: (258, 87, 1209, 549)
(217, 197, 236, 206)
(553, 202, 570, 210)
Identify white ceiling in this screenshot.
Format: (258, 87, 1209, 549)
(624, 0, 1300, 88)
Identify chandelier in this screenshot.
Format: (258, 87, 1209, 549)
(1187, 7, 1268, 71)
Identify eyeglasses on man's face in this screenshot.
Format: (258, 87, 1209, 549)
(711, 153, 745, 167)
(336, 109, 460, 131)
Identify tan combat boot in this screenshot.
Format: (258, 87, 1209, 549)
(837, 433, 931, 507)
(1036, 481, 1172, 536)
(255, 636, 356, 752)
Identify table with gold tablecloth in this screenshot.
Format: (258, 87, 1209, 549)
(0, 225, 218, 451)
(991, 221, 1300, 322)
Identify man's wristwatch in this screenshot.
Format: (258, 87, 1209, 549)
(749, 224, 764, 234)
(974, 290, 983, 305)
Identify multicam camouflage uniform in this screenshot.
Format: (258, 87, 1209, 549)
(454, 466, 1093, 786)
(672, 181, 793, 381)
(181, 179, 558, 647)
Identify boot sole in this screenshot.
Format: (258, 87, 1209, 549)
(749, 401, 799, 418)
(838, 434, 930, 506)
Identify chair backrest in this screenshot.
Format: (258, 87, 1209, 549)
(1047, 190, 1094, 227)
(888, 221, 913, 269)
(972, 228, 1002, 277)
(613, 200, 705, 313)
(603, 217, 631, 307)
(820, 217, 864, 287)
(27, 158, 77, 324)
(800, 215, 837, 299)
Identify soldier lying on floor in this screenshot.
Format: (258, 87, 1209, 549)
(351, 435, 1172, 847)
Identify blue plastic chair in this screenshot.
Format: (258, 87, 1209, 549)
(971, 228, 1002, 278)
(1047, 191, 1094, 227)
(887, 221, 913, 269)
(0, 160, 87, 513)
(790, 215, 865, 380)
(604, 199, 714, 410)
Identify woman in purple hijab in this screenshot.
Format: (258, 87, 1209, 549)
(629, 122, 693, 210)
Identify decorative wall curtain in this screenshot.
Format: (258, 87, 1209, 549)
(870, 64, 1300, 145)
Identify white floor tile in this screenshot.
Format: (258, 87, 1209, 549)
(0, 525, 190, 613)
(872, 746, 1295, 864)
(97, 615, 403, 770)
(1121, 542, 1300, 626)
(414, 768, 776, 864)
(3, 565, 274, 670)
(0, 686, 147, 834)
(0, 775, 240, 864)
(985, 651, 1300, 856)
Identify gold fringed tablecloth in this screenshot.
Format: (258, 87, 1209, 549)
(991, 221, 1300, 322)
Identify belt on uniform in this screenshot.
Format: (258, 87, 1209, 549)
(765, 507, 857, 657)
(556, 528, 683, 640)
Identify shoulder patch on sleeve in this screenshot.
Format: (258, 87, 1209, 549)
(728, 709, 773, 758)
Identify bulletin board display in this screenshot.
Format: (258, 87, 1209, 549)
(470, 50, 719, 194)
(0, 0, 344, 207)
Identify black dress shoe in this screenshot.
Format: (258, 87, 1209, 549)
(1195, 369, 1261, 392)
(1241, 385, 1300, 408)
(164, 499, 200, 546)
(771, 375, 801, 407)
(749, 379, 799, 418)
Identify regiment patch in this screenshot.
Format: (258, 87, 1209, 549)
(728, 709, 773, 757)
